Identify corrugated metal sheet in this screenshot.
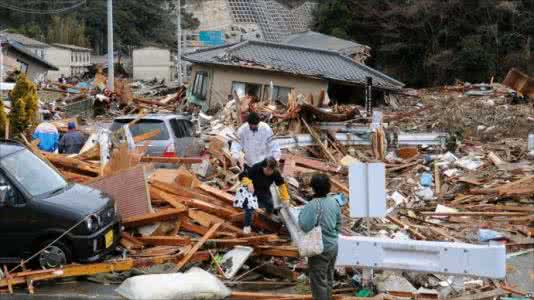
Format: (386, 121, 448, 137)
(88, 165, 152, 219)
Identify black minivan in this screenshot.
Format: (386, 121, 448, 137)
(0, 140, 121, 269)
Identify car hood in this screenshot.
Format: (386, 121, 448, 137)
(38, 184, 112, 217)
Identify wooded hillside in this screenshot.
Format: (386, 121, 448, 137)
(314, 0, 534, 86)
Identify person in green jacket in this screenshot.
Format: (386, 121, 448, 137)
(298, 174, 342, 300)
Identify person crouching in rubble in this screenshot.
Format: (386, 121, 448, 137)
(299, 174, 341, 300)
(231, 112, 281, 170)
(234, 157, 290, 234)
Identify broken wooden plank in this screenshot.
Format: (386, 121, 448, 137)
(120, 232, 144, 250)
(386, 216, 427, 240)
(255, 246, 299, 258)
(434, 163, 441, 195)
(487, 151, 505, 166)
(150, 184, 239, 218)
(493, 205, 534, 213)
(176, 222, 223, 270)
(282, 153, 339, 173)
(42, 152, 100, 176)
(201, 235, 280, 248)
(330, 177, 349, 194)
(133, 129, 161, 143)
(449, 288, 507, 300)
(420, 211, 528, 217)
(122, 208, 186, 228)
(137, 236, 191, 247)
(149, 187, 188, 210)
(188, 209, 248, 237)
(196, 183, 235, 205)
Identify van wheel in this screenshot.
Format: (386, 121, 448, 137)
(38, 240, 72, 269)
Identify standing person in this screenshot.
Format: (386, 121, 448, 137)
(58, 74, 67, 84)
(59, 122, 84, 154)
(32, 122, 59, 153)
(235, 157, 289, 233)
(231, 112, 281, 170)
(298, 174, 341, 300)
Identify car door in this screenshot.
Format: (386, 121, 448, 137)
(169, 118, 203, 157)
(0, 170, 35, 262)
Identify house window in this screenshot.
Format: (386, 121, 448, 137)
(231, 81, 261, 99)
(16, 60, 28, 74)
(192, 71, 209, 100)
(264, 85, 292, 104)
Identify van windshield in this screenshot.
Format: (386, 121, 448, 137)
(0, 149, 68, 197)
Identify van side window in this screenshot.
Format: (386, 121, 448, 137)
(0, 172, 24, 206)
(170, 119, 193, 138)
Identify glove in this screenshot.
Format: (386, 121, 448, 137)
(278, 183, 290, 204)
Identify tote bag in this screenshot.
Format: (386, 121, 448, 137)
(297, 201, 324, 257)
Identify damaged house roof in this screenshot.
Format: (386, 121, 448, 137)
(6, 41, 59, 71)
(183, 40, 404, 90)
(283, 31, 368, 53)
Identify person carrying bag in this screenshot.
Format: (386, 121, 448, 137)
(298, 174, 342, 300)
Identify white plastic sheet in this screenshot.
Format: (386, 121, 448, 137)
(115, 267, 231, 300)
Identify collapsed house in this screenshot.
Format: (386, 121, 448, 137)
(183, 40, 404, 111)
(0, 40, 58, 82)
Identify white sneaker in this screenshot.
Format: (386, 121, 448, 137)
(243, 226, 251, 234)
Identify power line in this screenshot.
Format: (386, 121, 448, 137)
(0, 0, 86, 14)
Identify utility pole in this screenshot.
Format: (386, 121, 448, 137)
(107, 0, 114, 91)
(176, 0, 182, 86)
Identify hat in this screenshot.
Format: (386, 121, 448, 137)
(68, 122, 76, 130)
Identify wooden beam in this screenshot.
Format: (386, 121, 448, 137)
(0, 252, 211, 290)
(140, 156, 203, 164)
(177, 222, 223, 270)
(122, 208, 186, 228)
(137, 236, 191, 247)
(301, 118, 338, 164)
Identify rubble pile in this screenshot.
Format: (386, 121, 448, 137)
(391, 83, 534, 141)
(1, 71, 532, 300)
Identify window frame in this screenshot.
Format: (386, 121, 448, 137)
(192, 71, 209, 100)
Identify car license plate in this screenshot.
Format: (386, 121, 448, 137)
(105, 230, 113, 248)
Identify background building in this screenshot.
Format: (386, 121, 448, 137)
(132, 47, 173, 82)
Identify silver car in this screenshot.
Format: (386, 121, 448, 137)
(110, 113, 203, 157)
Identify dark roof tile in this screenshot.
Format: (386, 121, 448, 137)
(184, 40, 403, 90)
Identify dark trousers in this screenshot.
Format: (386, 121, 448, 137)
(257, 193, 274, 214)
(243, 200, 255, 227)
(309, 245, 338, 300)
